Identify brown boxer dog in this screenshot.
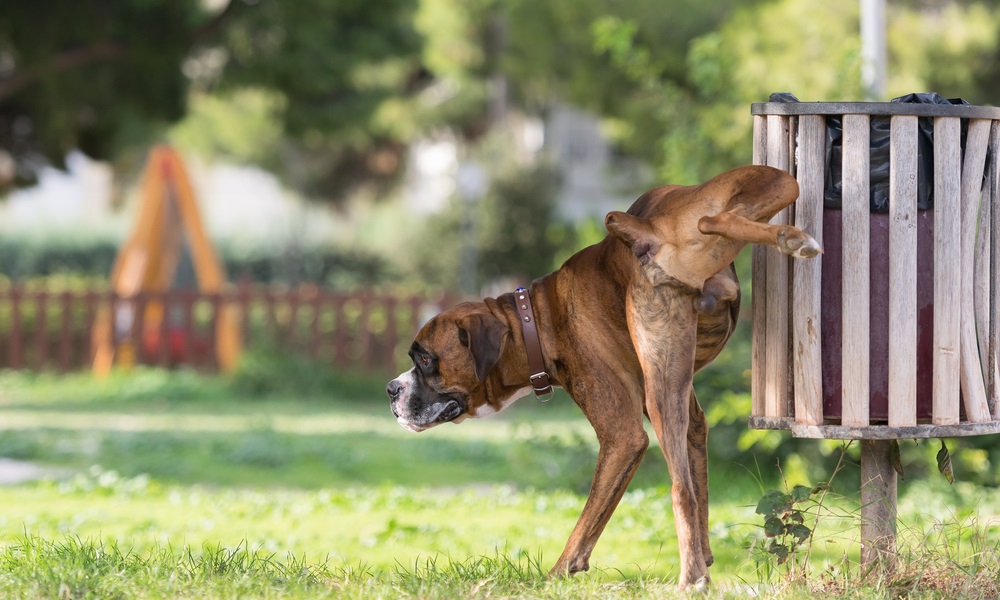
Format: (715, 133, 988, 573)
(603, 165, 820, 586)
(387, 165, 817, 587)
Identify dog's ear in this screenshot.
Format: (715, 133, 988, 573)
(605, 211, 658, 265)
(457, 313, 506, 382)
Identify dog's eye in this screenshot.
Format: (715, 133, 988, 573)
(420, 356, 430, 367)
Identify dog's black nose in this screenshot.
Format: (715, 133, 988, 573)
(386, 379, 403, 401)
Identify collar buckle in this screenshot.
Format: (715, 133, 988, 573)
(515, 287, 553, 403)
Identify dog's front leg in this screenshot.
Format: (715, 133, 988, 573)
(548, 373, 648, 577)
(627, 286, 708, 588)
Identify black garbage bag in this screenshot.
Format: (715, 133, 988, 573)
(770, 92, 971, 212)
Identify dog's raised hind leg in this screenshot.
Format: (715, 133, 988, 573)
(698, 212, 821, 258)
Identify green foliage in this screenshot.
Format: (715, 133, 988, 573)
(936, 439, 955, 485)
(0, 238, 392, 288)
(0, 536, 339, 600)
(229, 346, 379, 400)
(590, 0, 1000, 186)
(476, 161, 564, 284)
(0, 0, 431, 200)
(0, 1, 201, 188)
(751, 485, 823, 568)
(0, 238, 119, 281)
(410, 140, 567, 290)
(168, 89, 286, 170)
(5, 0, 1000, 205)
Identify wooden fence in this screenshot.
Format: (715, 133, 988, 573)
(0, 285, 459, 376)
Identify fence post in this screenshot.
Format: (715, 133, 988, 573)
(35, 291, 49, 370)
(9, 287, 23, 370)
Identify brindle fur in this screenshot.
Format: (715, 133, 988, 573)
(387, 165, 816, 588)
(606, 165, 819, 585)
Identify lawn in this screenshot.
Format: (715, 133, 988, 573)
(0, 368, 997, 598)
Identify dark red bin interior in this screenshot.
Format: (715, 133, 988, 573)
(820, 207, 938, 423)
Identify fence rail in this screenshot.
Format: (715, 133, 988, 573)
(0, 285, 458, 376)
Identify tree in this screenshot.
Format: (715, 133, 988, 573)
(0, 0, 429, 199)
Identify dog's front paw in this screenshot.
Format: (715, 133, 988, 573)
(777, 228, 822, 258)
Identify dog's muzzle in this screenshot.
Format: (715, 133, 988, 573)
(386, 372, 464, 431)
(387, 379, 404, 417)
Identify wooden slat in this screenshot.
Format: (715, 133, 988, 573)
(959, 119, 992, 423)
(887, 115, 918, 428)
(157, 293, 171, 368)
(83, 290, 99, 367)
(361, 294, 377, 371)
(747, 417, 1000, 440)
(751, 114, 768, 418)
(973, 121, 1000, 415)
(765, 115, 791, 418)
(991, 121, 1000, 419)
(35, 292, 49, 369)
(842, 114, 871, 426)
(793, 115, 825, 426)
(975, 176, 992, 382)
(384, 297, 399, 371)
(9, 287, 23, 370)
(58, 292, 73, 372)
(206, 294, 220, 370)
(307, 294, 323, 358)
(753, 115, 767, 165)
(787, 117, 799, 179)
(932, 118, 962, 426)
(333, 296, 349, 365)
(181, 291, 196, 364)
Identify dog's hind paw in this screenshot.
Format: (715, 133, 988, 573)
(777, 228, 822, 258)
(691, 575, 711, 593)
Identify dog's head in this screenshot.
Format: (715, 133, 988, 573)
(387, 301, 527, 432)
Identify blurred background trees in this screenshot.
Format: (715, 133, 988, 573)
(3, 0, 1000, 488)
(5, 0, 1000, 291)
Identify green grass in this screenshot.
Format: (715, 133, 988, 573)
(0, 368, 998, 598)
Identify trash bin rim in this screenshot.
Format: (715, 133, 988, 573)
(751, 101, 1000, 119)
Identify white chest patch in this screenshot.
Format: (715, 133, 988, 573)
(473, 386, 532, 418)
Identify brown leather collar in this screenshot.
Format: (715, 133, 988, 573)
(513, 286, 553, 401)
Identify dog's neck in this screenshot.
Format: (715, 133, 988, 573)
(485, 281, 558, 393)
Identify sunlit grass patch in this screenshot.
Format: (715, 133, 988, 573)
(1, 368, 998, 597)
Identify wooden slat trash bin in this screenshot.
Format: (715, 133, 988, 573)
(747, 100, 1000, 572)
